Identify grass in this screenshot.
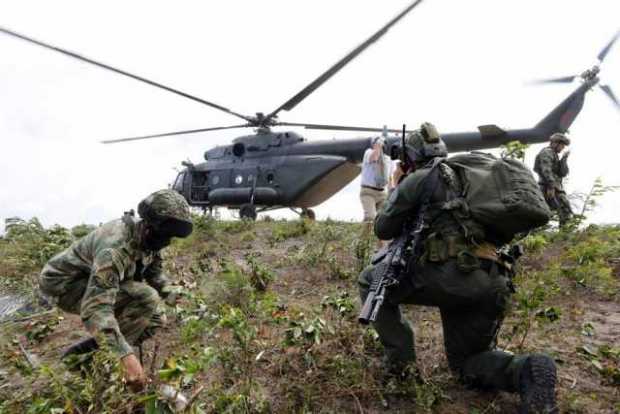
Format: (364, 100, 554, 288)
(1, 218, 619, 413)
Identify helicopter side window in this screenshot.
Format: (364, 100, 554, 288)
(232, 143, 245, 157)
(266, 172, 275, 184)
(211, 174, 220, 185)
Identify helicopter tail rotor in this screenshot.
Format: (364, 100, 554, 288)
(599, 84, 620, 111)
(527, 75, 576, 86)
(597, 29, 620, 63)
(528, 29, 620, 114)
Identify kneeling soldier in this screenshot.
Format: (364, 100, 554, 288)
(359, 124, 558, 414)
(40, 189, 193, 391)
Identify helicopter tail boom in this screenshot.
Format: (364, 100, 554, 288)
(435, 80, 591, 153)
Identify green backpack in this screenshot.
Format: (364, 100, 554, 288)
(445, 152, 551, 244)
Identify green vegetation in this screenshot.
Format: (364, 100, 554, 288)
(1, 217, 619, 413)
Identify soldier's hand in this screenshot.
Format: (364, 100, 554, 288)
(161, 285, 184, 306)
(121, 354, 147, 392)
(562, 150, 570, 159)
(545, 187, 556, 199)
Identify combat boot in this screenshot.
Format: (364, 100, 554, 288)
(518, 354, 558, 414)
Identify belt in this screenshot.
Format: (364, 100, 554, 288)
(474, 242, 512, 271)
(361, 185, 384, 191)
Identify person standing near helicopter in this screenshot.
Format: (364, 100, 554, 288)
(360, 136, 392, 222)
(534, 133, 573, 227)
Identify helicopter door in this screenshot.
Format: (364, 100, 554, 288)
(186, 170, 211, 205)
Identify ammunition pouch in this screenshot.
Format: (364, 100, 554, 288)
(421, 232, 512, 274)
(422, 232, 470, 263)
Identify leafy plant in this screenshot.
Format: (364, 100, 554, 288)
(500, 140, 529, 162)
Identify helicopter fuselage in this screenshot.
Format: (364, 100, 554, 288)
(173, 130, 371, 210)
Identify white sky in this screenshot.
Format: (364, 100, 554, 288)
(1, 0, 619, 231)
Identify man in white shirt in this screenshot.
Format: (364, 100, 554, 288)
(360, 136, 391, 221)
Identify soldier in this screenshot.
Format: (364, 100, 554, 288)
(358, 124, 558, 413)
(39, 189, 193, 391)
(534, 133, 573, 227)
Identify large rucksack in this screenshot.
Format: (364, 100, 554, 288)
(444, 152, 551, 244)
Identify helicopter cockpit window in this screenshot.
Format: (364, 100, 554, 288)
(172, 172, 184, 192)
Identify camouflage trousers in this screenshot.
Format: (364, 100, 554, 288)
(359, 258, 529, 392)
(542, 186, 573, 227)
(41, 276, 164, 348)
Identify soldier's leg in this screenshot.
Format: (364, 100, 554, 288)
(556, 191, 573, 227)
(358, 265, 416, 368)
(440, 306, 526, 391)
(114, 281, 163, 346)
(440, 291, 558, 413)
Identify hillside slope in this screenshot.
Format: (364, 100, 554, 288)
(1, 218, 619, 413)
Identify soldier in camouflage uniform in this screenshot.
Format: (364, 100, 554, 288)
(359, 123, 558, 414)
(534, 133, 572, 227)
(40, 189, 193, 391)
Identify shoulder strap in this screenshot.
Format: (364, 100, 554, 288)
(414, 158, 445, 219)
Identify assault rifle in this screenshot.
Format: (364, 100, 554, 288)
(358, 219, 417, 325)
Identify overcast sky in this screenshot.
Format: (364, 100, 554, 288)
(1, 0, 619, 231)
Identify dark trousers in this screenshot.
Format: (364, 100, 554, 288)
(358, 259, 528, 391)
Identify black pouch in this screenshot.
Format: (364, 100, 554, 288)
(456, 250, 480, 273)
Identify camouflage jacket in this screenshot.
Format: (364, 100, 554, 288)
(41, 214, 168, 357)
(533, 146, 569, 190)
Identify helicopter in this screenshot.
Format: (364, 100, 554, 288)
(1, 3, 618, 220)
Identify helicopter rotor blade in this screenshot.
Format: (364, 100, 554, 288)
(265, 0, 424, 121)
(0, 26, 253, 123)
(527, 75, 576, 85)
(101, 124, 250, 144)
(599, 84, 620, 111)
(278, 121, 406, 134)
(597, 29, 620, 63)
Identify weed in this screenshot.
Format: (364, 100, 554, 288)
(321, 291, 355, 318)
(244, 253, 274, 292)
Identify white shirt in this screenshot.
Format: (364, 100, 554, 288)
(361, 148, 391, 189)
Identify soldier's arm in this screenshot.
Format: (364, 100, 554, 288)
(142, 253, 170, 296)
(374, 170, 425, 240)
(558, 156, 569, 178)
(80, 249, 134, 358)
(537, 150, 559, 188)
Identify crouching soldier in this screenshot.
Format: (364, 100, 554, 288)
(39, 189, 193, 391)
(359, 123, 558, 413)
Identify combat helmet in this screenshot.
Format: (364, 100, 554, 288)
(404, 122, 448, 164)
(549, 132, 570, 146)
(138, 189, 193, 237)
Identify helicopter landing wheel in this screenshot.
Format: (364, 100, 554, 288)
(239, 204, 257, 221)
(301, 208, 316, 221)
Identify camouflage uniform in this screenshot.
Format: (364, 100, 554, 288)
(40, 190, 192, 358)
(534, 146, 572, 226)
(358, 163, 533, 392)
